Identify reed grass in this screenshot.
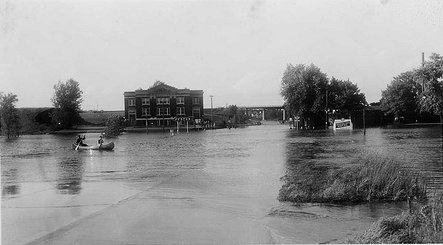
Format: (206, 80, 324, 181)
(278, 153, 427, 203)
(349, 195, 443, 243)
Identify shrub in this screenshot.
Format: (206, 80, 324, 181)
(103, 115, 125, 138)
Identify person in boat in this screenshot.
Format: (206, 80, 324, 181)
(75, 135, 87, 146)
(98, 135, 104, 146)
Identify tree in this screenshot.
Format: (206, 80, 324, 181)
(380, 71, 421, 122)
(51, 79, 83, 129)
(223, 105, 248, 125)
(328, 77, 367, 114)
(280, 64, 329, 128)
(415, 53, 443, 115)
(281, 64, 368, 128)
(0, 92, 20, 138)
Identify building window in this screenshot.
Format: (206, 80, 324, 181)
(157, 97, 170, 105)
(142, 98, 150, 105)
(129, 99, 135, 106)
(177, 97, 185, 105)
(192, 97, 200, 105)
(177, 107, 185, 115)
(142, 107, 150, 116)
(192, 108, 200, 118)
(157, 107, 170, 116)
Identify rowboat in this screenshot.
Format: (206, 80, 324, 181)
(72, 142, 115, 151)
(333, 119, 353, 130)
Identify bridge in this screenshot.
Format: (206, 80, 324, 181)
(238, 105, 286, 121)
(204, 104, 286, 121)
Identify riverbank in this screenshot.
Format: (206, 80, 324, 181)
(6, 123, 251, 136)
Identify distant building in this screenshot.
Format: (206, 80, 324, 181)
(123, 82, 204, 127)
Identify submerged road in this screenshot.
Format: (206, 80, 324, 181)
(26, 172, 276, 244)
(4, 170, 371, 245)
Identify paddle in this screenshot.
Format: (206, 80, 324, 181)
(75, 135, 85, 151)
(75, 135, 80, 150)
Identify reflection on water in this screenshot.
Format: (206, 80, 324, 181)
(56, 158, 84, 195)
(2, 169, 20, 196)
(121, 132, 207, 181)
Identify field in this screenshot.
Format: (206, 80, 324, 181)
(80, 110, 124, 125)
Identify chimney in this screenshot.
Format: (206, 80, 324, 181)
(422, 52, 425, 67)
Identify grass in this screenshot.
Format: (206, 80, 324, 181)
(349, 195, 443, 243)
(278, 153, 427, 203)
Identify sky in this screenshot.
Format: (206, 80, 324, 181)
(1, 0, 442, 110)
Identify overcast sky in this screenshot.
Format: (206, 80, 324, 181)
(1, 0, 442, 110)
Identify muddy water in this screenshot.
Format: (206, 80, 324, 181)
(1, 123, 442, 244)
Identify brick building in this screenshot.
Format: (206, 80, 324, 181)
(123, 82, 204, 127)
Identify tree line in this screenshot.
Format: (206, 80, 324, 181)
(0, 79, 84, 138)
(280, 63, 367, 129)
(380, 53, 443, 123)
(281, 53, 443, 128)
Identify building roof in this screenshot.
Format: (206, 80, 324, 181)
(124, 81, 203, 96)
(146, 81, 179, 93)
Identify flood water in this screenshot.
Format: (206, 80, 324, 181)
(1, 122, 442, 244)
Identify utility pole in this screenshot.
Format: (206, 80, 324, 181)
(440, 78, 443, 164)
(422, 52, 425, 92)
(363, 108, 366, 136)
(325, 87, 328, 129)
(210, 95, 213, 129)
(440, 77, 443, 152)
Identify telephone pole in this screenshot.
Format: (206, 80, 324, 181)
(325, 87, 328, 129)
(422, 52, 425, 92)
(210, 95, 213, 129)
